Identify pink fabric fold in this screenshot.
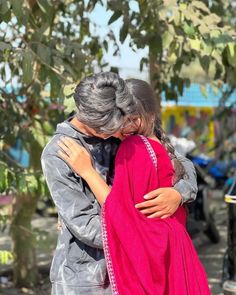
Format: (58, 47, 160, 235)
(101, 135, 211, 295)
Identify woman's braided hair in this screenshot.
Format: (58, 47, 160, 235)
(154, 117, 186, 184)
(125, 78, 186, 184)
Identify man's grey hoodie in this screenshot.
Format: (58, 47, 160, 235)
(41, 119, 119, 295)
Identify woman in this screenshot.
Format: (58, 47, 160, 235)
(58, 78, 210, 294)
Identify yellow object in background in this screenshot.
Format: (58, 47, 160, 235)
(162, 106, 215, 155)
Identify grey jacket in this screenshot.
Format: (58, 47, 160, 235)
(41, 118, 197, 295)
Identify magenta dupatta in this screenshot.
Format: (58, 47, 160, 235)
(101, 135, 211, 295)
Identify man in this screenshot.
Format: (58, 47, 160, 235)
(41, 72, 197, 295)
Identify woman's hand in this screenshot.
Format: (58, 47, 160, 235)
(135, 188, 182, 219)
(58, 137, 93, 178)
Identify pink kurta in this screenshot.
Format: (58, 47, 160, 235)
(101, 135, 211, 295)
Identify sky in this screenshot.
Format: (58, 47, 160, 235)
(88, 1, 149, 79)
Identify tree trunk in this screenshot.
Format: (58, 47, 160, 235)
(11, 193, 38, 288)
(148, 51, 162, 119)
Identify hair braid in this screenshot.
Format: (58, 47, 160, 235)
(154, 118, 186, 184)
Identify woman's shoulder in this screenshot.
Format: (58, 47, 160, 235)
(119, 135, 144, 149)
(117, 135, 152, 158)
(115, 135, 150, 165)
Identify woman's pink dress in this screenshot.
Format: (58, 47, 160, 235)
(101, 135, 211, 295)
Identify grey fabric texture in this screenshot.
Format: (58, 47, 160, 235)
(51, 282, 111, 295)
(41, 119, 118, 294)
(41, 117, 197, 294)
(174, 151, 198, 204)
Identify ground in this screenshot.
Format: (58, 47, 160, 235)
(0, 190, 229, 295)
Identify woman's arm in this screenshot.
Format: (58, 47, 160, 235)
(80, 169, 111, 205)
(58, 137, 111, 205)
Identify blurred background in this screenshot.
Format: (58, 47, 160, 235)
(0, 0, 235, 294)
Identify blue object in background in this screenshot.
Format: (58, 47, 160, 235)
(162, 83, 236, 107)
(8, 139, 29, 168)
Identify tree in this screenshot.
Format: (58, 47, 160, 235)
(0, 0, 108, 287)
(107, 0, 236, 114)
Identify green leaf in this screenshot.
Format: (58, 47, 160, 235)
(162, 30, 174, 50)
(103, 40, 108, 52)
(49, 72, 61, 99)
(202, 43, 213, 56)
(32, 23, 51, 42)
(0, 0, 10, 15)
(200, 55, 210, 73)
(26, 175, 38, 193)
(119, 24, 129, 43)
(163, 0, 177, 7)
(203, 14, 221, 25)
(198, 24, 209, 35)
(4, 169, 8, 189)
(168, 52, 177, 64)
(189, 39, 201, 51)
(159, 8, 168, 21)
(174, 10, 181, 26)
(0, 41, 11, 51)
(42, 122, 54, 135)
(10, 0, 24, 21)
(1, 8, 11, 22)
(0, 164, 6, 192)
(140, 57, 148, 72)
(179, 3, 187, 11)
(36, 0, 47, 13)
(191, 1, 210, 14)
(63, 96, 76, 115)
(36, 43, 51, 65)
(30, 121, 48, 148)
(227, 43, 236, 67)
(200, 85, 207, 98)
(18, 175, 28, 194)
(63, 83, 76, 98)
(165, 88, 178, 101)
(0, 250, 14, 265)
(188, 12, 202, 26)
(22, 49, 33, 84)
(36, 0, 53, 21)
(108, 10, 122, 25)
(183, 22, 195, 37)
(212, 49, 223, 66)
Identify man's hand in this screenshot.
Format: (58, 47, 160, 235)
(135, 188, 182, 219)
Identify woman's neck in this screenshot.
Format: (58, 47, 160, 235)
(148, 133, 161, 144)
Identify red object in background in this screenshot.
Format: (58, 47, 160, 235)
(0, 195, 14, 206)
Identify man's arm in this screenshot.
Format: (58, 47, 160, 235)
(135, 152, 198, 218)
(41, 154, 103, 249)
(174, 151, 198, 204)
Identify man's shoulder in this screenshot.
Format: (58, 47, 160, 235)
(41, 134, 61, 160)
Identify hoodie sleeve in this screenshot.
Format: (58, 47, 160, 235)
(41, 153, 103, 249)
(173, 151, 198, 204)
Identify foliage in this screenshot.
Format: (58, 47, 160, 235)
(107, 0, 236, 102)
(0, 250, 14, 265)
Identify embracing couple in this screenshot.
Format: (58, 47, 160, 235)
(41, 72, 211, 295)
